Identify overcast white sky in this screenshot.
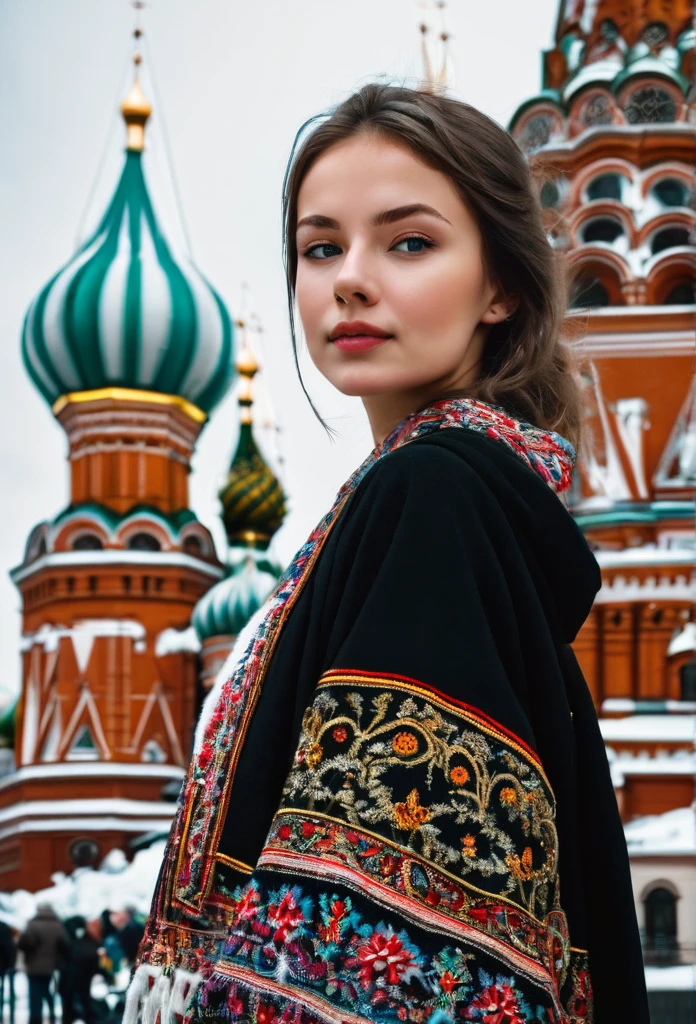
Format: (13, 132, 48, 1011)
(0, 0, 559, 699)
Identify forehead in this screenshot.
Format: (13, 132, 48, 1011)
(297, 133, 463, 218)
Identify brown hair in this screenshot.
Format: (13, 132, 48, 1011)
(282, 83, 583, 451)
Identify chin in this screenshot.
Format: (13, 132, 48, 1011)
(329, 367, 426, 399)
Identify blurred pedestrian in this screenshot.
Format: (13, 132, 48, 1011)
(59, 916, 99, 1024)
(18, 903, 69, 1024)
(0, 919, 16, 1024)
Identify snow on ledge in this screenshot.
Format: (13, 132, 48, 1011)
(599, 715, 696, 743)
(155, 625, 201, 657)
(645, 964, 696, 992)
(625, 806, 696, 857)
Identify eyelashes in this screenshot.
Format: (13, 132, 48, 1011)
(300, 233, 436, 260)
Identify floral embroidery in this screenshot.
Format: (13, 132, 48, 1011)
(192, 870, 594, 1023)
(393, 731, 419, 755)
(282, 672, 558, 919)
(394, 789, 431, 831)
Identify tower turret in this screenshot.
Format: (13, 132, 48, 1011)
(193, 324, 286, 690)
(3, 31, 232, 891)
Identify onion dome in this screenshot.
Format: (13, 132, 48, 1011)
(22, 61, 234, 416)
(192, 552, 278, 641)
(0, 696, 17, 749)
(218, 331, 286, 550)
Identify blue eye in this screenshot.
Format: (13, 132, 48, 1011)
(305, 243, 342, 260)
(392, 236, 433, 253)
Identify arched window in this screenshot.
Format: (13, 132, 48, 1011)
(679, 660, 696, 701)
(183, 535, 203, 556)
(652, 178, 689, 208)
(540, 180, 560, 208)
(644, 887, 678, 963)
(570, 277, 609, 309)
(664, 283, 695, 305)
(651, 227, 690, 255)
(624, 86, 677, 124)
(72, 533, 104, 551)
(126, 532, 161, 552)
(581, 218, 624, 244)
(519, 113, 554, 153)
(586, 174, 623, 202)
(578, 92, 614, 128)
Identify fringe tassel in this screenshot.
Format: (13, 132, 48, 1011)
(122, 963, 203, 1024)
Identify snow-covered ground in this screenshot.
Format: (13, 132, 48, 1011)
(0, 841, 165, 931)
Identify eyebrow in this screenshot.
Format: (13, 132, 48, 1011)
(296, 203, 451, 231)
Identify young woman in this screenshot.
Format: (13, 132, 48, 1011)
(127, 85, 649, 1024)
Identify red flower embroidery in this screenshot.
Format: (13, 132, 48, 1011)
(197, 742, 214, 771)
(466, 982, 524, 1023)
(357, 931, 415, 989)
(439, 970, 459, 994)
(257, 1005, 277, 1024)
(235, 887, 261, 922)
(277, 824, 292, 841)
(267, 890, 304, 943)
(301, 821, 316, 838)
(332, 726, 348, 742)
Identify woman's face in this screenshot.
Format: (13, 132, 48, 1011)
(294, 132, 511, 411)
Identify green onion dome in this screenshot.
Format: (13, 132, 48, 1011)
(0, 696, 18, 749)
(192, 552, 278, 641)
(218, 341, 286, 550)
(21, 73, 234, 416)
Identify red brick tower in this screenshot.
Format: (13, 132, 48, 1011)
(1, 55, 234, 891)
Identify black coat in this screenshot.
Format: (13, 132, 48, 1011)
(137, 424, 648, 1024)
(18, 907, 69, 977)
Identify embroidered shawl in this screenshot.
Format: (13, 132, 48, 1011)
(126, 397, 648, 1024)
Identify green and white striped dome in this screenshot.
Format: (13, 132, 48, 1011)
(22, 77, 234, 415)
(193, 553, 278, 641)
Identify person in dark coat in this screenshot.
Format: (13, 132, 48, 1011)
(18, 904, 69, 1024)
(128, 83, 650, 1024)
(58, 916, 99, 1024)
(0, 919, 16, 1024)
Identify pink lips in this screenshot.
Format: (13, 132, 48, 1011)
(332, 335, 390, 353)
(329, 320, 394, 354)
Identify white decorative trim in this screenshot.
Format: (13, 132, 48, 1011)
(0, 761, 184, 791)
(0, 815, 175, 845)
(11, 550, 225, 584)
(0, 797, 176, 825)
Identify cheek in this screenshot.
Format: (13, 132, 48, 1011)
(390, 254, 485, 335)
(295, 266, 328, 333)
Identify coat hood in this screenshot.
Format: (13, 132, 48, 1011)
(397, 399, 601, 645)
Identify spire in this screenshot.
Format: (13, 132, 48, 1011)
(419, 1, 452, 93)
(218, 319, 286, 550)
(120, 2, 152, 152)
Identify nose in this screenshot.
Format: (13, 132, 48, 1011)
(332, 244, 379, 307)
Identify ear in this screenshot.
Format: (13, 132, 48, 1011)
(480, 292, 518, 325)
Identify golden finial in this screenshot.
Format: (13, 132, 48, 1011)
(418, 0, 452, 93)
(235, 319, 258, 425)
(120, 2, 152, 152)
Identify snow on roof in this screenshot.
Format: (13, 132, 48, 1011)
(594, 545, 695, 569)
(609, 751, 696, 787)
(155, 625, 201, 657)
(645, 964, 696, 992)
(0, 839, 167, 930)
(668, 620, 696, 656)
(625, 806, 696, 856)
(602, 699, 696, 714)
(599, 715, 696, 743)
